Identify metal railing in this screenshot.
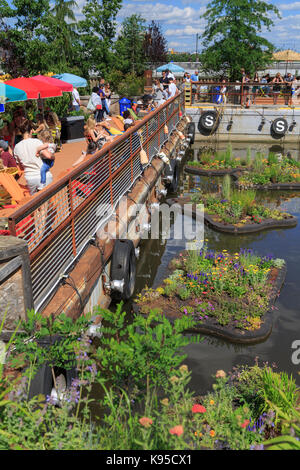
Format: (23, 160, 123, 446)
(8, 93, 184, 309)
(184, 81, 298, 106)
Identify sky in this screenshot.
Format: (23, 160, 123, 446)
(115, 0, 300, 52)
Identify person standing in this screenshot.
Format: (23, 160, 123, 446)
(271, 73, 284, 105)
(72, 87, 81, 111)
(252, 72, 260, 105)
(168, 78, 178, 99)
(14, 121, 53, 195)
(283, 72, 294, 106)
(190, 70, 199, 102)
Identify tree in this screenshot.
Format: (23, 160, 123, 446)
(77, 0, 122, 78)
(49, 0, 78, 64)
(200, 0, 281, 80)
(144, 21, 168, 67)
(0, 0, 52, 76)
(114, 15, 147, 75)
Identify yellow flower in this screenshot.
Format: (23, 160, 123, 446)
(210, 400, 215, 405)
(210, 430, 215, 437)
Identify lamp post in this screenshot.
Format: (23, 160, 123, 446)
(195, 33, 199, 63)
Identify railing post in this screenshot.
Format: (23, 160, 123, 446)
(109, 150, 113, 207)
(240, 81, 244, 106)
(68, 178, 77, 257)
(130, 133, 133, 182)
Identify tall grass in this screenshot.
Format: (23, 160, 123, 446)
(253, 152, 264, 172)
(222, 174, 231, 200)
(230, 190, 256, 211)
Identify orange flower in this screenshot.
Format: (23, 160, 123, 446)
(210, 430, 215, 437)
(139, 417, 153, 428)
(169, 425, 184, 436)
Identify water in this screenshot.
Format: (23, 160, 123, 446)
(124, 142, 300, 395)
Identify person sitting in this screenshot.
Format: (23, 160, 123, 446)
(0, 139, 18, 169)
(123, 110, 134, 126)
(33, 114, 49, 135)
(14, 120, 53, 195)
(35, 129, 56, 190)
(85, 116, 114, 154)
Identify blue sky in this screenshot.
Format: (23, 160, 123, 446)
(115, 0, 300, 52)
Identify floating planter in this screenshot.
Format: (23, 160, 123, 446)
(168, 191, 297, 235)
(234, 153, 300, 190)
(187, 150, 300, 190)
(134, 248, 286, 344)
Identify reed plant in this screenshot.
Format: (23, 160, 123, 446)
(222, 174, 231, 200)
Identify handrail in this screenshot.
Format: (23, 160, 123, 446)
(7, 92, 184, 308)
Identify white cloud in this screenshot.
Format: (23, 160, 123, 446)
(118, 3, 206, 26)
(279, 2, 300, 10)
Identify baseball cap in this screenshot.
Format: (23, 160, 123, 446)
(0, 140, 8, 151)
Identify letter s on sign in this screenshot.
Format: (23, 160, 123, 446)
(276, 120, 285, 133)
(291, 340, 300, 365)
(205, 115, 214, 128)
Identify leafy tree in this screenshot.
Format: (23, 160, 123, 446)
(0, 0, 51, 76)
(114, 14, 147, 75)
(144, 21, 168, 67)
(77, 0, 122, 78)
(200, 0, 281, 80)
(48, 0, 78, 65)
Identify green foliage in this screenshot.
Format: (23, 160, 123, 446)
(106, 71, 145, 98)
(200, 0, 281, 80)
(95, 303, 197, 401)
(113, 14, 147, 75)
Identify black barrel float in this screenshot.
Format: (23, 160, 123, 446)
(271, 118, 288, 138)
(187, 122, 195, 144)
(110, 239, 136, 300)
(28, 335, 77, 400)
(198, 110, 220, 135)
(164, 159, 179, 193)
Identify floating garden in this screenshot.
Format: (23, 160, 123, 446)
(134, 247, 286, 343)
(185, 147, 300, 189)
(170, 174, 297, 234)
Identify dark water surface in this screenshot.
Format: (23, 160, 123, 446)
(116, 143, 300, 395)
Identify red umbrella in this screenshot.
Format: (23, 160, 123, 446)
(5, 77, 63, 99)
(31, 75, 73, 92)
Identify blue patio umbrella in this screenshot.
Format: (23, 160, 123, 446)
(0, 82, 27, 103)
(156, 62, 185, 73)
(53, 73, 87, 88)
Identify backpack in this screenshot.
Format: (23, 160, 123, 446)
(87, 96, 96, 112)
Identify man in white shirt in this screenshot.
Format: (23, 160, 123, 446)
(14, 122, 53, 195)
(72, 87, 81, 111)
(168, 78, 178, 99)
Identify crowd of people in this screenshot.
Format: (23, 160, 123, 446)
(182, 68, 300, 106)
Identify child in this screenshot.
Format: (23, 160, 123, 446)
(36, 129, 56, 190)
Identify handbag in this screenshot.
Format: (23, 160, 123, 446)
(87, 97, 96, 112)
